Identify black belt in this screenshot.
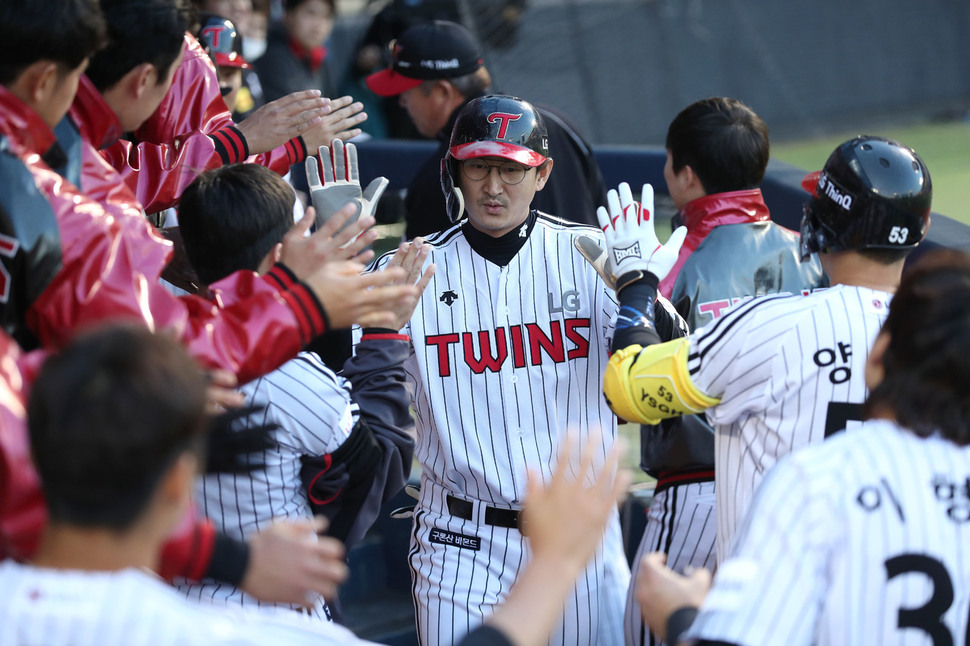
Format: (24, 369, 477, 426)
(446, 495, 521, 530)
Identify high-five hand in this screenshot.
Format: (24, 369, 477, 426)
(595, 183, 687, 292)
(306, 138, 388, 231)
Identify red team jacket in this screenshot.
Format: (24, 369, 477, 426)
(61, 76, 326, 383)
(101, 33, 308, 215)
(0, 82, 323, 578)
(0, 335, 44, 561)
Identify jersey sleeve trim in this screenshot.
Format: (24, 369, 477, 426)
(207, 125, 249, 166)
(263, 263, 297, 292)
(288, 136, 308, 166)
(604, 338, 720, 424)
(281, 281, 329, 343)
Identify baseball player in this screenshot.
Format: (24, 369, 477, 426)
(367, 95, 659, 646)
(589, 97, 826, 646)
(171, 160, 432, 618)
(635, 249, 970, 646)
(0, 323, 632, 646)
(598, 135, 931, 562)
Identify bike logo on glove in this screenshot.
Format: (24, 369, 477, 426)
(612, 241, 642, 264)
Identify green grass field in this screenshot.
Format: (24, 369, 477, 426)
(772, 119, 970, 224)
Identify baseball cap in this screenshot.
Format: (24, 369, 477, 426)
(198, 14, 251, 70)
(365, 20, 484, 97)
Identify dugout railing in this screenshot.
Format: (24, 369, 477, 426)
(338, 140, 969, 645)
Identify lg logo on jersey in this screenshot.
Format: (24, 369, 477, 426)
(549, 290, 581, 314)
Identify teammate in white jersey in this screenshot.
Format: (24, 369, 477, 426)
(2, 323, 633, 646)
(368, 95, 661, 646)
(171, 162, 432, 618)
(598, 135, 932, 561)
(633, 249, 970, 646)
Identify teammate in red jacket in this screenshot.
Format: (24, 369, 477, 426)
(101, 31, 366, 216)
(0, 0, 412, 600)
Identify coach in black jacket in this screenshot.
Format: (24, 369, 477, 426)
(366, 20, 607, 240)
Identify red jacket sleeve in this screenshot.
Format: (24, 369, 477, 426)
(157, 508, 218, 582)
(101, 33, 306, 214)
(0, 338, 45, 562)
(24, 152, 326, 384)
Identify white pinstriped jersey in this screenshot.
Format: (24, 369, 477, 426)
(376, 215, 618, 505)
(176, 351, 355, 617)
(0, 561, 375, 645)
(373, 214, 627, 646)
(684, 419, 970, 645)
(687, 284, 891, 560)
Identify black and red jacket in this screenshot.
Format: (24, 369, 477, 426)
(101, 33, 308, 215)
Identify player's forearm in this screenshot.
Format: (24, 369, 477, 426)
(482, 553, 588, 646)
(613, 276, 664, 353)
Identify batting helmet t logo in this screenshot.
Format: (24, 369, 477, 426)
(201, 26, 222, 48)
(486, 113, 521, 139)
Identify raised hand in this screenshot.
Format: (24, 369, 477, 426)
(277, 203, 378, 281)
(240, 516, 348, 606)
(304, 260, 417, 330)
(636, 551, 712, 642)
(235, 89, 329, 155)
(306, 138, 388, 231)
(596, 183, 687, 292)
(301, 95, 368, 152)
(366, 237, 436, 330)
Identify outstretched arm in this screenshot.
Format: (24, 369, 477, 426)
(596, 183, 720, 424)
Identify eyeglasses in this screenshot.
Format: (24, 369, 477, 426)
(460, 160, 532, 185)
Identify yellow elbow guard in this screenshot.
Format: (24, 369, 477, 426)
(604, 339, 720, 424)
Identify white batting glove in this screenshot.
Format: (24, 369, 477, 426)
(596, 182, 687, 292)
(306, 138, 388, 230)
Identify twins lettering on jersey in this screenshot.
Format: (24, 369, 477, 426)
(427, 318, 590, 377)
(426, 288, 590, 377)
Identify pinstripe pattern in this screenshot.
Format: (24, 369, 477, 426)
(376, 215, 628, 645)
(175, 351, 354, 620)
(623, 482, 716, 646)
(0, 561, 379, 644)
(686, 285, 891, 561)
(684, 420, 970, 645)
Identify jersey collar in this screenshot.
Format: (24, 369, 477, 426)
(462, 210, 537, 266)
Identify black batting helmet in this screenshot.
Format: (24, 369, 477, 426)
(440, 94, 549, 222)
(800, 135, 931, 259)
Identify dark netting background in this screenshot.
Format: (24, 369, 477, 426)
(333, 0, 970, 145)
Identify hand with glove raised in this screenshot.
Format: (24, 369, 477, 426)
(595, 182, 687, 294)
(306, 138, 388, 231)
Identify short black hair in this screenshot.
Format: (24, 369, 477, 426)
(865, 249, 970, 446)
(178, 163, 295, 284)
(665, 97, 770, 196)
(0, 0, 107, 85)
(28, 325, 208, 530)
(85, 0, 189, 93)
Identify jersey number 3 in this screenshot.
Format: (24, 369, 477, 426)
(886, 553, 969, 645)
